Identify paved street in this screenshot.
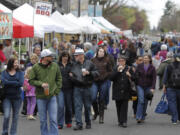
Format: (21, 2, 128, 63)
(0, 90, 180, 135)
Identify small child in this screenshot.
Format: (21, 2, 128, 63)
(23, 67, 36, 120)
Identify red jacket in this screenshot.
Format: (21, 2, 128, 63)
(0, 50, 6, 63)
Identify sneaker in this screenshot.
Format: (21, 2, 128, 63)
(66, 124, 72, 128)
(30, 115, 36, 120)
(172, 122, 177, 125)
(73, 125, 83, 130)
(86, 124, 91, 129)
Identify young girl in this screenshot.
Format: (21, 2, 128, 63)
(23, 67, 36, 120)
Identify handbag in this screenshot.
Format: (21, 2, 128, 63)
(127, 67, 137, 96)
(155, 93, 168, 114)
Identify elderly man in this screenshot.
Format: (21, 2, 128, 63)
(49, 38, 59, 62)
(29, 49, 62, 135)
(70, 48, 99, 130)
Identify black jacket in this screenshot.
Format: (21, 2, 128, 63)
(110, 65, 134, 100)
(59, 62, 73, 91)
(70, 59, 99, 88)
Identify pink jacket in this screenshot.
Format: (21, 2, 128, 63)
(24, 79, 36, 97)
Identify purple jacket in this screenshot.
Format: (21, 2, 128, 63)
(135, 63, 156, 89)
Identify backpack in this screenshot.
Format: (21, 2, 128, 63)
(170, 63, 180, 89)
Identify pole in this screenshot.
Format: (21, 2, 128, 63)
(94, 0, 96, 17)
(78, 0, 81, 17)
(18, 39, 21, 64)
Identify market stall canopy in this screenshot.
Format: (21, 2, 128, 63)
(78, 16, 101, 34)
(51, 11, 81, 34)
(0, 3, 34, 38)
(13, 3, 34, 38)
(92, 17, 120, 33)
(34, 14, 64, 37)
(13, 3, 64, 38)
(63, 13, 85, 33)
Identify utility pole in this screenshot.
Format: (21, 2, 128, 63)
(78, 0, 81, 17)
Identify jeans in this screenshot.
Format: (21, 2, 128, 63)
(2, 98, 22, 135)
(27, 96, 36, 115)
(91, 80, 108, 102)
(57, 90, 73, 126)
(166, 88, 180, 123)
(136, 86, 150, 120)
(105, 80, 111, 105)
(37, 96, 59, 135)
(74, 87, 92, 126)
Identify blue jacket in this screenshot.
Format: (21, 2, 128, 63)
(1, 70, 24, 99)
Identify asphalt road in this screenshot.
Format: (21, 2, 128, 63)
(0, 90, 180, 135)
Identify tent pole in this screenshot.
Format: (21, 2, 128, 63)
(19, 39, 21, 64)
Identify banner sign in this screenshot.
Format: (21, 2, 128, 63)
(35, 2, 52, 17)
(70, 0, 78, 16)
(0, 13, 13, 39)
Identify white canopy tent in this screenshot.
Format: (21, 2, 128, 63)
(13, 3, 64, 38)
(34, 14, 64, 37)
(78, 16, 101, 34)
(13, 3, 33, 27)
(51, 11, 81, 34)
(93, 17, 120, 33)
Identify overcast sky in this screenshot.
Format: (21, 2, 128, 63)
(127, 0, 180, 29)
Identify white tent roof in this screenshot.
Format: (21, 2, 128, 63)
(13, 3, 33, 26)
(51, 11, 81, 34)
(0, 3, 12, 13)
(63, 13, 85, 33)
(64, 13, 101, 34)
(78, 16, 101, 34)
(34, 14, 64, 37)
(13, 3, 64, 37)
(93, 17, 120, 32)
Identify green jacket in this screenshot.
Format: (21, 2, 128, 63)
(29, 62, 62, 99)
(157, 59, 172, 89)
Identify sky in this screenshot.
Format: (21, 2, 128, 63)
(127, 0, 180, 29)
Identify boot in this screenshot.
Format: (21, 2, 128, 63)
(92, 102, 99, 120)
(99, 101, 104, 124)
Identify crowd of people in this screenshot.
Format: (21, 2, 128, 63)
(0, 35, 180, 135)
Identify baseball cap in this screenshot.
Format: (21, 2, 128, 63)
(41, 49, 53, 58)
(74, 48, 85, 56)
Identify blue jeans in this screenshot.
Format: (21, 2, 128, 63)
(37, 96, 59, 135)
(105, 80, 111, 105)
(2, 98, 22, 135)
(57, 90, 72, 126)
(91, 80, 108, 103)
(136, 86, 150, 120)
(166, 88, 180, 123)
(74, 87, 92, 126)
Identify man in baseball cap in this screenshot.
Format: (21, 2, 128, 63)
(29, 49, 62, 135)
